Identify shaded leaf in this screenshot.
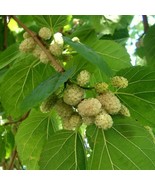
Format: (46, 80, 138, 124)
(87, 116, 155, 170)
(15, 109, 55, 169)
(0, 44, 21, 70)
(0, 127, 5, 161)
(39, 130, 86, 170)
(64, 37, 113, 77)
(21, 66, 76, 113)
(144, 25, 155, 68)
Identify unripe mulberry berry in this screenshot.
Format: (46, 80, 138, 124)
(32, 46, 42, 58)
(95, 82, 109, 94)
(95, 112, 113, 130)
(77, 98, 102, 117)
(77, 70, 91, 87)
(53, 32, 64, 47)
(82, 116, 95, 125)
(63, 113, 82, 130)
(63, 84, 84, 106)
(72, 37, 80, 43)
(23, 32, 30, 39)
(119, 104, 130, 117)
(39, 51, 49, 64)
(111, 76, 128, 88)
(39, 27, 52, 40)
(97, 92, 121, 115)
(49, 42, 63, 57)
(19, 37, 36, 53)
(40, 94, 58, 113)
(54, 99, 73, 118)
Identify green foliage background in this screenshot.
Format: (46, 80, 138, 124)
(0, 15, 155, 170)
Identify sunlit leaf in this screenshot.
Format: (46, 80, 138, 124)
(116, 66, 155, 127)
(16, 109, 55, 169)
(0, 56, 54, 118)
(39, 130, 86, 170)
(87, 117, 155, 170)
(33, 15, 70, 33)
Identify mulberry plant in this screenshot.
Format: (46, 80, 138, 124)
(0, 15, 155, 171)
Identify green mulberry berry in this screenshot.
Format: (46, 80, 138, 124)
(95, 82, 109, 94)
(19, 37, 36, 53)
(95, 112, 113, 130)
(39, 27, 52, 40)
(111, 76, 128, 88)
(63, 84, 84, 106)
(77, 70, 90, 87)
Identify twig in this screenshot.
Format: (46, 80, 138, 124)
(142, 15, 149, 33)
(16, 153, 24, 170)
(3, 16, 8, 49)
(4, 111, 30, 126)
(8, 147, 17, 170)
(11, 15, 64, 73)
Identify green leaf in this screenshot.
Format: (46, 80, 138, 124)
(116, 66, 155, 126)
(0, 43, 21, 70)
(70, 24, 97, 44)
(144, 25, 155, 68)
(90, 40, 131, 72)
(39, 130, 86, 170)
(21, 66, 76, 113)
(87, 117, 155, 170)
(15, 109, 55, 169)
(64, 37, 113, 77)
(33, 15, 70, 33)
(0, 56, 54, 118)
(0, 127, 5, 162)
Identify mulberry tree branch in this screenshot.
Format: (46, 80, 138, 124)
(142, 15, 149, 33)
(11, 15, 64, 73)
(8, 147, 17, 170)
(3, 15, 8, 49)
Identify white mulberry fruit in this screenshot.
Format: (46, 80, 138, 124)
(19, 37, 36, 53)
(95, 112, 113, 130)
(32, 46, 42, 58)
(82, 116, 95, 125)
(39, 27, 52, 40)
(62, 113, 82, 130)
(111, 76, 128, 88)
(63, 84, 84, 106)
(23, 32, 30, 39)
(49, 42, 63, 57)
(95, 82, 109, 94)
(77, 98, 102, 117)
(77, 70, 90, 86)
(97, 92, 121, 115)
(119, 104, 130, 117)
(40, 94, 58, 113)
(53, 32, 64, 47)
(39, 51, 49, 64)
(54, 99, 73, 118)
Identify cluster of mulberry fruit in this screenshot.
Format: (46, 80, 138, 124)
(40, 69, 130, 131)
(19, 27, 64, 64)
(19, 27, 81, 65)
